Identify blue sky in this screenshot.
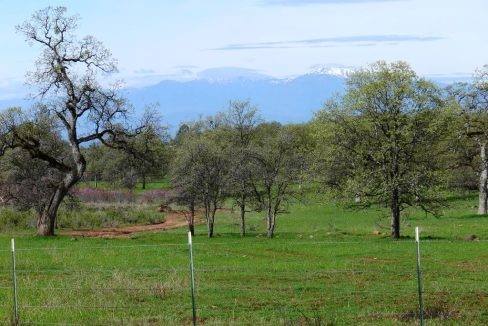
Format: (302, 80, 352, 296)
(0, 0, 486, 94)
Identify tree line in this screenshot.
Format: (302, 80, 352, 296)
(1, 7, 487, 238)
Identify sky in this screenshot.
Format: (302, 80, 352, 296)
(0, 0, 487, 95)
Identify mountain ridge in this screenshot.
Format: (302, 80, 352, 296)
(0, 67, 474, 131)
(123, 72, 345, 129)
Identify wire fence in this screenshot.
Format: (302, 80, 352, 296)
(1, 234, 487, 325)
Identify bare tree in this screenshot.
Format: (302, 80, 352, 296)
(222, 100, 261, 236)
(0, 7, 147, 235)
(252, 123, 304, 238)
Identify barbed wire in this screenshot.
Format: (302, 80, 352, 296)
(21, 304, 162, 310)
(0, 283, 484, 295)
(0, 266, 485, 277)
(7, 267, 416, 274)
(13, 294, 487, 313)
(1, 238, 486, 253)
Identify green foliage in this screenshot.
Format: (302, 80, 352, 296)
(312, 61, 448, 237)
(0, 207, 34, 231)
(171, 129, 229, 237)
(84, 124, 170, 190)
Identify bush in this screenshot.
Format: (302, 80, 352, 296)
(0, 188, 168, 231)
(71, 187, 173, 205)
(0, 208, 35, 231)
(57, 205, 165, 229)
(71, 188, 135, 203)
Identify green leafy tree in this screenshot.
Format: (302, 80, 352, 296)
(448, 68, 488, 214)
(171, 130, 228, 238)
(314, 61, 445, 238)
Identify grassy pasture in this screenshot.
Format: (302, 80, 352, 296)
(0, 191, 487, 325)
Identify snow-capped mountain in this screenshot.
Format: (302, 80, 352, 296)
(123, 67, 346, 129)
(1, 65, 471, 132)
(0, 66, 347, 131)
(309, 64, 355, 78)
(196, 67, 272, 83)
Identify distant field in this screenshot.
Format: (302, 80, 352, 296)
(0, 192, 487, 325)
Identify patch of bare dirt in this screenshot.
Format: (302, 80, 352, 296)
(62, 208, 199, 238)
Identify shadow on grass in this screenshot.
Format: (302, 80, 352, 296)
(453, 213, 488, 220)
(443, 192, 478, 203)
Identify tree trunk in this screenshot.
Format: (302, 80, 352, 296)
(37, 211, 56, 236)
(390, 188, 400, 239)
(266, 204, 275, 238)
(239, 201, 246, 237)
(479, 143, 488, 215)
(142, 174, 146, 190)
(205, 202, 215, 238)
(267, 214, 275, 238)
(37, 185, 68, 236)
(207, 215, 214, 238)
(36, 147, 84, 236)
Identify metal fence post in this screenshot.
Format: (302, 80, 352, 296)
(188, 231, 197, 326)
(415, 227, 424, 326)
(11, 238, 19, 325)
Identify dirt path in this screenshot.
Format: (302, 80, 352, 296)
(62, 210, 194, 238)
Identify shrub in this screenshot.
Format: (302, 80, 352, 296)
(71, 188, 135, 203)
(138, 189, 173, 204)
(57, 205, 165, 229)
(0, 208, 35, 231)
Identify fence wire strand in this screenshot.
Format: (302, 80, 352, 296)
(1, 238, 486, 253)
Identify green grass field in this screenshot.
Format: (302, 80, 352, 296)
(0, 191, 487, 325)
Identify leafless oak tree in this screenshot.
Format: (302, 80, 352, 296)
(0, 7, 148, 235)
(222, 100, 261, 236)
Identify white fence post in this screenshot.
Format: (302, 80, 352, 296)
(11, 238, 19, 325)
(188, 231, 197, 325)
(415, 227, 424, 326)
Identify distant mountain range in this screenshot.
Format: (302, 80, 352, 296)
(0, 66, 473, 131)
(124, 67, 346, 129)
